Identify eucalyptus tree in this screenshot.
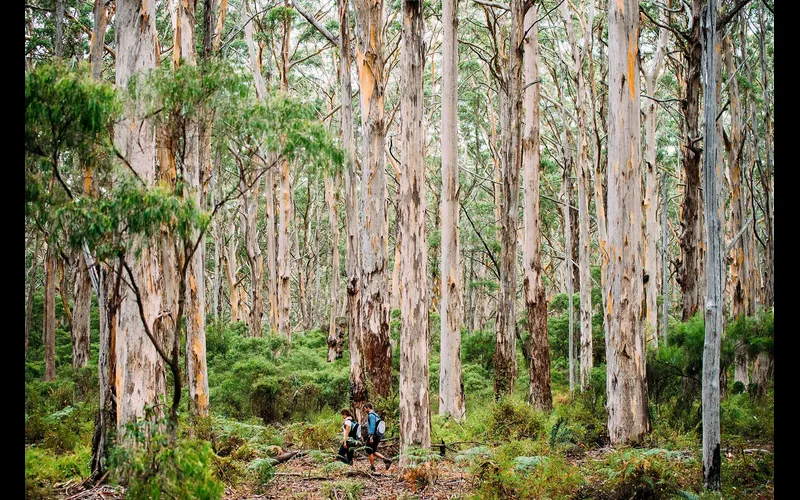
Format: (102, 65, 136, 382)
(605, 0, 649, 445)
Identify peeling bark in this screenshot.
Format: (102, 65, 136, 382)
(340, 0, 366, 420)
(114, 0, 167, 437)
(605, 0, 650, 445)
(494, 0, 524, 398)
(399, 0, 431, 457)
(522, 4, 551, 411)
(700, 1, 722, 489)
(354, 0, 392, 398)
(439, 0, 466, 421)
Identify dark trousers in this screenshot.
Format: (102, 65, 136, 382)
(337, 443, 355, 464)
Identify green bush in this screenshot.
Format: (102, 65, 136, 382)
(486, 397, 545, 441)
(111, 424, 224, 500)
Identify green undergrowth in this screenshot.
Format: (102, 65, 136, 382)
(25, 311, 773, 498)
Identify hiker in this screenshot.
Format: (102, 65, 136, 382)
(364, 402, 392, 472)
(337, 408, 360, 465)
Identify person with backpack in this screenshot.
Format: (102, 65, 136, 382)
(337, 408, 361, 465)
(364, 402, 392, 471)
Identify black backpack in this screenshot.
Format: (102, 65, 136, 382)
(346, 418, 362, 441)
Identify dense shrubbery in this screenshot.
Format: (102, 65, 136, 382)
(207, 321, 350, 423)
(24, 297, 773, 498)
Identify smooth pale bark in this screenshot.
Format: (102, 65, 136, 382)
(494, 0, 524, 397)
(26, 234, 42, 358)
(553, 63, 576, 393)
(722, 36, 749, 388)
(700, 1, 722, 489)
(758, 2, 773, 308)
(89, 0, 108, 80)
(588, 0, 609, 352)
(391, 239, 401, 311)
(58, 258, 73, 331)
(354, 0, 392, 398)
(115, 0, 167, 435)
(439, 0, 465, 421)
(642, 12, 668, 347)
(679, 1, 704, 321)
(661, 171, 670, 344)
(561, 0, 594, 390)
(72, 255, 92, 370)
(212, 155, 223, 321)
(326, 171, 343, 361)
(55, 0, 64, 57)
(276, 2, 294, 340)
(522, 4, 551, 411)
(225, 210, 240, 322)
(240, 167, 264, 337)
(562, 164, 575, 394)
(172, 0, 209, 418)
(44, 246, 56, 381)
(265, 170, 278, 330)
(605, 0, 649, 445)
(340, 0, 366, 421)
(242, 4, 266, 337)
(399, 0, 431, 457)
(295, 193, 309, 331)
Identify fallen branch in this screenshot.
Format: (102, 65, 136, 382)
(273, 450, 309, 464)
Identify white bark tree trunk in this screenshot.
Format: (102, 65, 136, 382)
(354, 0, 392, 398)
(642, 11, 668, 347)
(114, 0, 167, 436)
(700, 0, 722, 489)
(439, 0, 465, 421)
(605, 0, 649, 445)
(399, 0, 431, 458)
(522, 4, 551, 411)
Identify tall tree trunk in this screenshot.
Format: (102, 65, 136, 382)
(561, 0, 594, 390)
(399, 0, 431, 458)
(562, 164, 575, 394)
(72, 255, 92, 370)
(522, 4, 551, 411)
(55, 0, 64, 57)
(89, 0, 108, 80)
(494, 0, 524, 398)
(722, 35, 748, 388)
(439, 0, 465, 421)
(277, 1, 294, 340)
(326, 171, 343, 360)
(701, 0, 722, 489)
(642, 9, 668, 346)
(265, 169, 278, 330)
(114, 0, 167, 436)
(661, 171, 670, 344)
(26, 234, 42, 358)
(243, 1, 266, 336)
(172, 0, 209, 418)
(240, 167, 264, 337)
(354, 0, 392, 398)
(679, 1, 704, 321)
(758, 1, 773, 308)
(605, 0, 649, 445)
(44, 246, 56, 381)
(212, 153, 223, 321)
(225, 210, 240, 322)
(340, 0, 366, 421)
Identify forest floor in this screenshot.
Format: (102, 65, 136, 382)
(248, 455, 472, 499)
(50, 441, 775, 499)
